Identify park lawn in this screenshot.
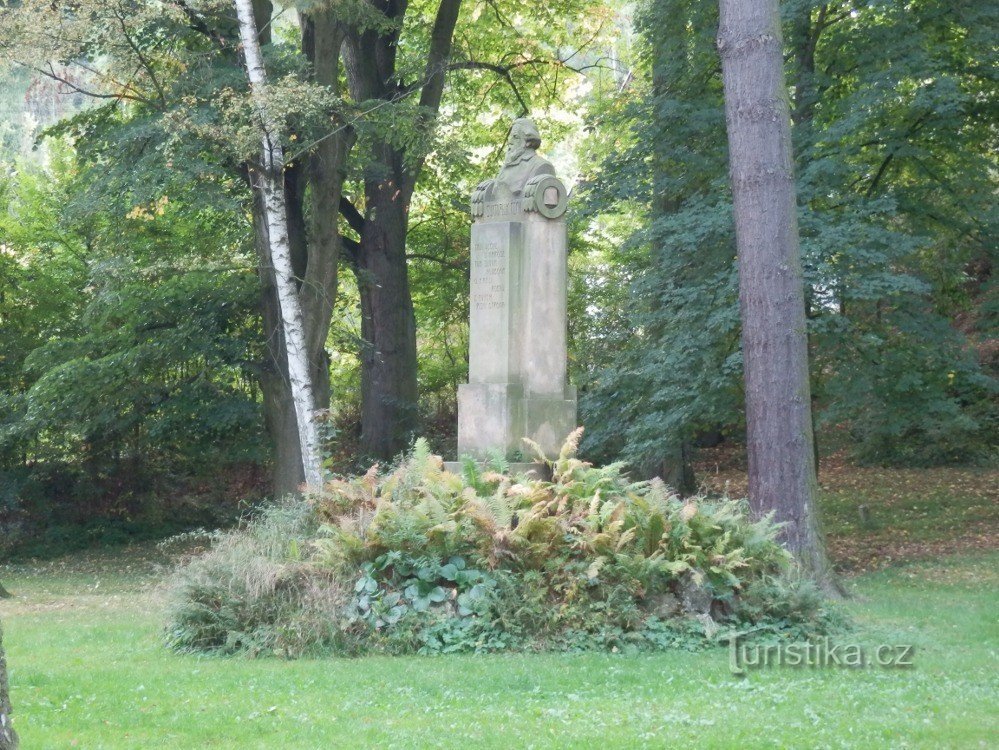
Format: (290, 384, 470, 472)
(1, 544, 996, 749)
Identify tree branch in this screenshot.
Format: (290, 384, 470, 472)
(447, 61, 529, 114)
(417, 0, 463, 115)
(169, 0, 231, 50)
(340, 235, 360, 266)
(405, 252, 466, 269)
(111, 6, 167, 107)
(339, 197, 366, 234)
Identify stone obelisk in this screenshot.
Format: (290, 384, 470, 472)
(456, 118, 577, 462)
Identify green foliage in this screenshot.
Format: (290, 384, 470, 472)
(170, 434, 840, 656)
(5, 545, 998, 747)
(576, 0, 998, 468)
(0, 147, 266, 556)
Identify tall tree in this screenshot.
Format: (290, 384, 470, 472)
(577, 0, 741, 482)
(580, 0, 996, 478)
(716, 0, 834, 584)
(0, 0, 351, 492)
(0, 624, 15, 750)
(234, 0, 322, 487)
(340, 0, 462, 459)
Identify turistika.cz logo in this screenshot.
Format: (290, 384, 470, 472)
(728, 634, 915, 675)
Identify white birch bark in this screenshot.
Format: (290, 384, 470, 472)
(234, 0, 323, 488)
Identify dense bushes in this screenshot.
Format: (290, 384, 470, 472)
(165, 501, 352, 657)
(166, 432, 842, 657)
(0, 462, 264, 560)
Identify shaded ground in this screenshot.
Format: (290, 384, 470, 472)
(695, 446, 998, 572)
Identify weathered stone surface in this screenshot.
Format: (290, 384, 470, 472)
(678, 572, 714, 616)
(647, 592, 682, 619)
(457, 118, 577, 461)
(443, 461, 550, 480)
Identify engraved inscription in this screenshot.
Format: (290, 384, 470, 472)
(482, 200, 521, 219)
(472, 241, 507, 312)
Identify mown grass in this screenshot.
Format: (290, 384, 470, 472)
(1, 543, 996, 749)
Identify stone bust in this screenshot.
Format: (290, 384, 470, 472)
(471, 117, 567, 219)
(495, 118, 556, 196)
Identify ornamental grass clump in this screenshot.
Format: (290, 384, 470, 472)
(166, 430, 841, 656)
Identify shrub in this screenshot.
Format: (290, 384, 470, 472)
(164, 499, 353, 657)
(167, 431, 842, 656)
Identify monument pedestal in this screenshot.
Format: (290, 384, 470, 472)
(456, 383, 577, 460)
(443, 460, 551, 480)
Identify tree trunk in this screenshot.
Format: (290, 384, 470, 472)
(248, 10, 347, 493)
(0, 625, 16, 750)
(235, 0, 323, 487)
(716, 0, 837, 590)
(253, 200, 305, 494)
(299, 9, 350, 416)
(638, 442, 698, 497)
(792, 5, 828, 476)
(343, 0, 462, 459)
(357, 180, 420, 458)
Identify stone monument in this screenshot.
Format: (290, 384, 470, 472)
(455, 118, 577, 462)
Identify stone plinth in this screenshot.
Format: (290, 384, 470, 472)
(443, 461, 551, 480)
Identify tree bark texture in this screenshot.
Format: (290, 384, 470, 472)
(357, 182, 420, 458)
(247, 9, 348, 492)
(0, 625, 16, 750)
(253, 199, 305, 494)
(716, 0, 836, 587)
(236, 0, 323, 487)
(342, 0, 462, 459)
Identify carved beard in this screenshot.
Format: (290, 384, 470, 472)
(503, 144, 532, 167)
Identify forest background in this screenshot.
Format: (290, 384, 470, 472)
(0, 0, 994, 558)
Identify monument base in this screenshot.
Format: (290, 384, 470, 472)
(443, 461, 551, 480)
(456, 382, 576, 461)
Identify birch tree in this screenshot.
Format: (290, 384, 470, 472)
(716, 0, 836, 589)
(234, 0, 323, 488)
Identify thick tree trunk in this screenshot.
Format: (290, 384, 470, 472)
(299, 10, 349, 414)
(236, 0, 323, 487)
(0, 625, 16, 750)
(357, 183, 420, 458)
(716, 0, 837, 590)
(342, 0, 462, 459)
(251, 10, 346, 492)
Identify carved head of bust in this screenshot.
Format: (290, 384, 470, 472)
(504, 118, 542, 167)
(496, 117, 555, 195)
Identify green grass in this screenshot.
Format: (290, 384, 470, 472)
(1, 546, 996, 749)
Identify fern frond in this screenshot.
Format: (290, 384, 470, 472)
(558, 427, 585, 463)
(521, 436, 549, 463)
